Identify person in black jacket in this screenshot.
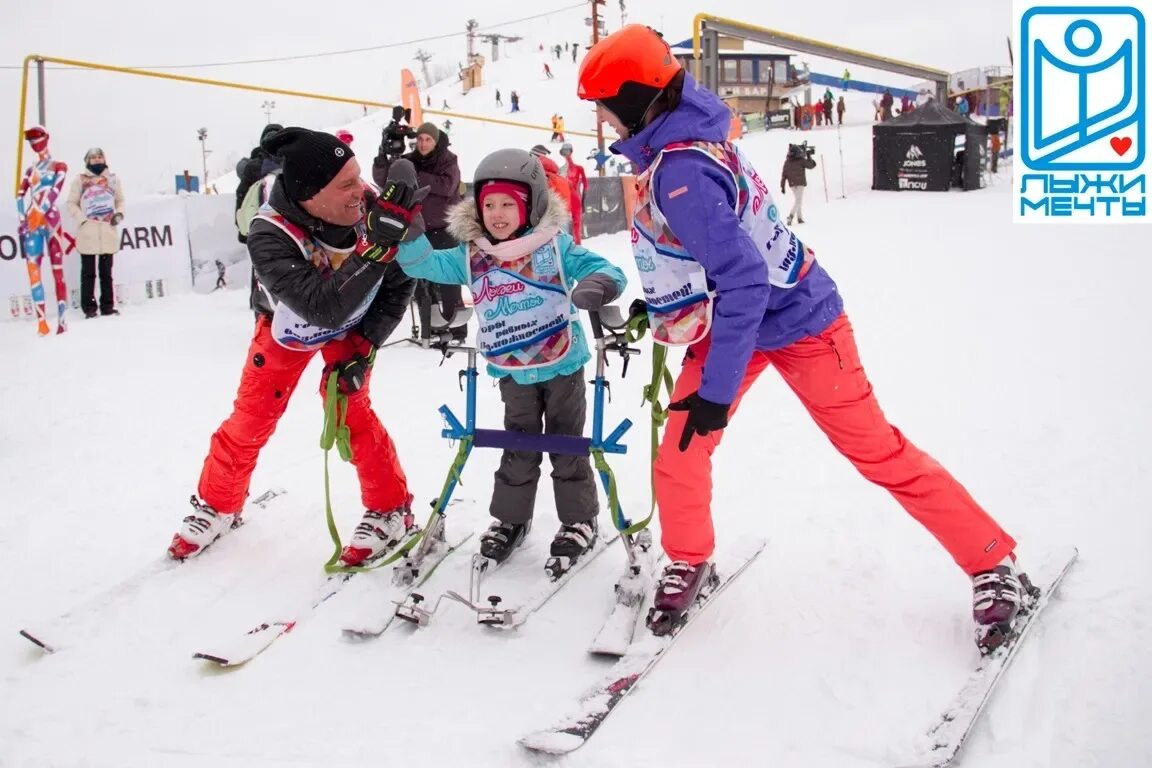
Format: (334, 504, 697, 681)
(234, 123, 284, 244)
(781, 142, 817, 225)
(171, 127, 418, 567)
(374, 122, 467, 344)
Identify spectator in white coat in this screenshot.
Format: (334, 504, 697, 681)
(66, 148, 125, 317)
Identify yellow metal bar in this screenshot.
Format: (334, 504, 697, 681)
(15, 56, 34, 196)
(691, 12, 950, 79)
(422, 107, 596, 138)
(12, 54, 596, 193)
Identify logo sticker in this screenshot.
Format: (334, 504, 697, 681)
(1016, 3, 1149, 221)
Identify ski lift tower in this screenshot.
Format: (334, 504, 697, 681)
(480, 33, 522, 62)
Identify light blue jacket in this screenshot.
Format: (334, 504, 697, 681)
(396, 201, 626, 385)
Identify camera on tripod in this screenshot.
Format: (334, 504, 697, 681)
(788, 141, 816, 161)
(382, 105, 417, 158)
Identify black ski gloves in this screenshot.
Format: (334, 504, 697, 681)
(329, 348, 376, 395)
(361, 159, 429, 262)
(669, 392, 730, 452)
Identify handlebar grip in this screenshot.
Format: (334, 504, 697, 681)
(588, 310, 606, 340)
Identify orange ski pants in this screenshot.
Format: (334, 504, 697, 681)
(197, 316, 411, 514)
(653, 314, 1015, 576)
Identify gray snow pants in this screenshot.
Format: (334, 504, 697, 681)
(490, 369, 598, 526)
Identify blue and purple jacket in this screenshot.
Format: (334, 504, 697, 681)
(611, 74, 844, 405)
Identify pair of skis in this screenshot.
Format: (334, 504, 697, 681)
(193, 501, 474, 666)
(348, 524, 623, 636)
(519, 544, 1079, 763)
(18, 487, 287, 654)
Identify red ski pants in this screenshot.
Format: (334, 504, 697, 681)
(653, 314, 1015, 575)
(197, 316, 411, 514)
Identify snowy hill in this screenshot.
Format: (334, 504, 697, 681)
(221, 44, 889, 195)
(2, 59, 1151, 768)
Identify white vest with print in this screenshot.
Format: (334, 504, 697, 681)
(470, 238, 574, 370)
(632, 140, 814, 346)
(255, 205, 382, 351)
(79, 174, 118, 222)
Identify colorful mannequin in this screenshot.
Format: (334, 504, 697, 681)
(16, 125, 71, 335)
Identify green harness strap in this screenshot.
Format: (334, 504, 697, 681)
(596, 311, 675, 536)
(319, 371, 429, 574)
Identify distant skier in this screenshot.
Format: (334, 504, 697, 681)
(495, 89, 503, 108)
(364, 149, 627, 575)
(543, 62, 554, 79)
(170, 128, 416, 567)
(214, 259, 226, 290)
(578, 25, 1031, 651)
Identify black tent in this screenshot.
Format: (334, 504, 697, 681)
(873, 99, 987, 191)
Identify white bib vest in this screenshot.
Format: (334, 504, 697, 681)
(469, 238, 574, 370)
(632, 140, 814, 346)
(79, 176, 117, 222)
(255, 206, 381, 351)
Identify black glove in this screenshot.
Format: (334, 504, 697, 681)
(668, 392, 730, 452)
(110, 212, 123, 226)
(362, 179, 421, 263)
(330, 349, 376, 395)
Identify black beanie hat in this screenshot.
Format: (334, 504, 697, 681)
(261, 127, 354, 202)
(260, 123, 284, 143)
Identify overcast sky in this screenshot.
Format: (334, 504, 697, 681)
(3, 0, 1012, 195)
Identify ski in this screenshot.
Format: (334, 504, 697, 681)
(436, 531, 620, 630)
(195, 501, 472, 665)
(518, 539, 766, 754)
(902, 545, 1079, 768)
(18, 488, 286, 653)
(192, 526, 423, 667)
(340, 530, 475, 640)
(587, 534, 664, 657)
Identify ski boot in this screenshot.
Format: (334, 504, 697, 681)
(646, 560, 719, 637)
(972, 556, 1040, 655)
(168, 496, 241, 560)
(339, 507, 415, 567)
(479, 519, 531, 565)
(544, 518, 597, 580)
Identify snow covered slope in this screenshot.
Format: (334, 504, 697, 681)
(2, 68, 1150, 768)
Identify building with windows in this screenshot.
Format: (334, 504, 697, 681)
(670, 40, 799, 116)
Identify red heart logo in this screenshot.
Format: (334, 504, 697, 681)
(1110, 136, 1133, 156)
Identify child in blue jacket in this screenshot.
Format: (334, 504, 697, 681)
(380, 149, 627, 572)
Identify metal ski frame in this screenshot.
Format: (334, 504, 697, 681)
(394, 306, 655, 628)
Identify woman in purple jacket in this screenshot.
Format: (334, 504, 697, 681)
(578, 25, 1029, 652)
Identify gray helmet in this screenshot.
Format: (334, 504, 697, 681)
(473, 148, 550, 228)
(559, 142, 574, 157)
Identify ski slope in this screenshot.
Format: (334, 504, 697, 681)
(3, 42, 1151, 768)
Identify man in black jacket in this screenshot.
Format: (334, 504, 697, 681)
(171, 127, 418, 567)
(374, 122, 467, 344)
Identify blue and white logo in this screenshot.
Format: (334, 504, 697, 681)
(532, 243, 558, 276)
(1015, 3, 1150, 222)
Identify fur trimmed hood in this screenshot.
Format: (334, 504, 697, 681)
(446, 188, 572, 244)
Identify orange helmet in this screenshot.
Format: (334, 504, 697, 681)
(577, 25, 681, 100)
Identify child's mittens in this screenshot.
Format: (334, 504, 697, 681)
(570, 273, 621, 310)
